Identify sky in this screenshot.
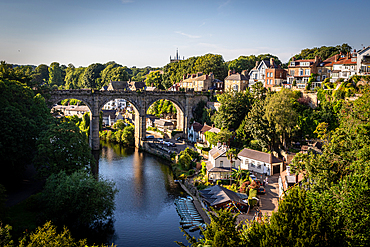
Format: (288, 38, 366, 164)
(1, 0, 369, 68)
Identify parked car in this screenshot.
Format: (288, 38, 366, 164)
(146, 135, 154, 139)
(257, 186, 266, 195)
(157, 138, 163, 143)
(250, 174, 257, 180)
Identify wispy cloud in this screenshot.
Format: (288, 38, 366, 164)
(121, 0, 133, 3)
(218, 0, 231, 9)
(199, 22, 206, 27)
(175, 31, 201, 39)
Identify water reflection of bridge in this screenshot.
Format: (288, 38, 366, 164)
(48, 89, 208, 150)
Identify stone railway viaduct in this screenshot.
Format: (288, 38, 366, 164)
(49, 89, 208, 150)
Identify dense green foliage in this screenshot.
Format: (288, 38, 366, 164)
(147, 99, 177, 118)
(0, 221, 113, 247)
(290, 43, 352, 61)
(0, 74, 51, 184)
(227, 54, 282, 73)
(40, 171, 117, 228)
(33, 119, 94, 178)
(99, 124, 135, 146)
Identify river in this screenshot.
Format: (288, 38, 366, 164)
(97, 141, 201, 246)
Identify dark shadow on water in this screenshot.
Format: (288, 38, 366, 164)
(70, 219, 116, 246)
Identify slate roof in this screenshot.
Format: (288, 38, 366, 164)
(190, 121, 203, 132)
(107, 81, 129, 90)
(200, 185, 248, 206)
(209, 146, 227, 160)
(154, 119, 174, 127)
(238, 148, 282, 164)
(225, 73, 249, 81)
(102, 110, 116, 119)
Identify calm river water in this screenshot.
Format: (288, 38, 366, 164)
(98, 142, 201, 246)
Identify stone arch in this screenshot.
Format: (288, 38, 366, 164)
(146, 96, 186, 133)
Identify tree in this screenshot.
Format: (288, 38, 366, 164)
(264, 89, 298, 149)
(0, 79, 51, 185)
(145, 71, 163, 89)
(33, 119, 94, 178)
(48, 62, 63, 87)
(226, 148, 238, 185)
(243, 186, 338, 247)
(32, 64, 49, 85)
(213, 90, 253, 130)
(176, 208, 241, 247)
(193, 54, 227, 81)
(40, 170, 118, 228)
(82, 63, 105, 89)
(64, 66, 85, 89)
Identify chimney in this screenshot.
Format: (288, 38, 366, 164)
(206, 75, 208, 79)
(292, 57, 296, 61)
(232, 69, 235, 74)
(228, 70, 232, 76)
(255, 61, 259, 67)
(241, 70, 247, 76)
(315, 55, 319, 62)
(270, 58, 274, 67)
(335, 54, 338, 62)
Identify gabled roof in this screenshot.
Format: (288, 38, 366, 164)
(238, 148, 282, 164)
(357, 46, 370, 54)
(224, 73, 249, 81)
(107, 81, 129, 90)
(154, 119, 174, 127)
(102, 110, 116, 119)
(200, 185, 248, 206)
(190, 121, 203, 132)
(208, 127, 221, 134)
(129, 81, 145, 90)
(200, 124, 212, 134)
(209, 146, 227, 160)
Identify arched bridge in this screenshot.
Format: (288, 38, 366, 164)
(48, 89, 208, 150)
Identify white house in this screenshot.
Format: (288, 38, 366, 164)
(331, 53, 357, 82)
(248, 60, 270, 87)
(238, 148, 283, 176)
(103, 99, 127, 110)
(188, 122, 203, 143)
(205, 144, 241, 182)
(357, 46, 370, 75)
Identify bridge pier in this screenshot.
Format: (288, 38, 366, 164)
(134, 112, 146, 148)
(90, 94, 100, 151)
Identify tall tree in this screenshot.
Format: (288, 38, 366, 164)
(32, 64, 49, 85)
(82, 63, 105, 89)
(213, 90, 253, 130)
(48, 62, 63, 87)
(264, 89, 298, 149)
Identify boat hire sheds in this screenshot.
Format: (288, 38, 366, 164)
(200, 185, 249, 212)
(238, 148, 283, 176)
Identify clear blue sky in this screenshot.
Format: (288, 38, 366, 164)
(1, 0, 369, 68)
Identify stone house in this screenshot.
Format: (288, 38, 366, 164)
(146, 114, 159, 129)
(238, 148, 283, 176)
(102, 110, 117, 126)
(287, 56, 321, 89)
(154, 119, 174, 132)
(198, 124, 221, 145)
(180, 72, 214, 91)
(205, 144, 241, 182)
(224, 70, 249, 92)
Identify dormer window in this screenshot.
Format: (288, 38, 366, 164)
(290, 62, 295, 66)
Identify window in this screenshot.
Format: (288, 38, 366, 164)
(318, 69, 322, 73)
(299, 69, 303, 76)
(251, 161, 256, 168)
(233, 84, 238, 91)
(290, 62, 295, 66)
(257, 163, 262, 169)
(232, 161, 235, 167)
(290, 70, 295, 76)
(220, 161, 223, 167)
(305, 69, 310, 75)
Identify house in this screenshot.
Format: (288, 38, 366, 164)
(205, 144, 241, 182)
(102, 98, 127, 110)
(206, 102, 221, 111)
(238, 148, 283, 176)
(198, 124, 221, 145)
(129, 81, 145, 91)
(357, 46, 370, 75)
(278, 167, 305, 198)
(331, 52, 357, 82)
(316, 55, 337, 87)
(287, 56, 321, 89)
(211, 79, 224, 91)
(224, 70, 249, 92)
(102, 110, 117, 126)
(188, 122, 203, 143)
(264, 58, 287, 88)
(146, 114, 159, 128)
(199, 185, 248, 211)
(63, 105, 90, 117)
(180, 72, 215, 91)
(106, 81, 129, 91)
(154, 119, 174, 132)
(248, 60, 272, 87)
